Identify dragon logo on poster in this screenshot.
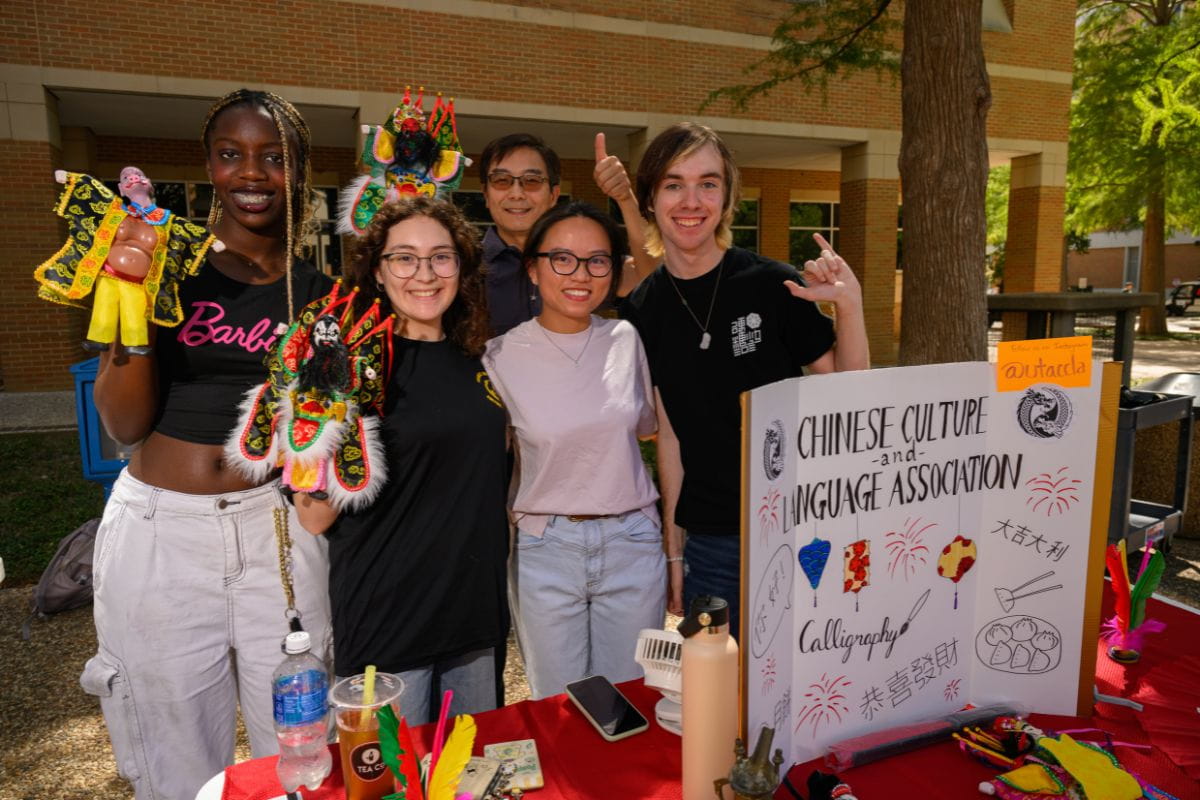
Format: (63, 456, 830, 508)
(1016, 385, 1073, 439)
(763, 419, 785, 481)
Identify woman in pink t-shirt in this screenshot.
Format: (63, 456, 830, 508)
(484, 202, 666, 700)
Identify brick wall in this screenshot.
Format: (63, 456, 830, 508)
(1, 140, 85, 391)
(839, 177, 900, 363)
(1067, 242, 1200, 288)
(1066, 247, 1125, 288)
(1004, 184, 1066, 293)
(4, 0, 1069, 144)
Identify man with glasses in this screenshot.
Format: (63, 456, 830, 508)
(479, 133, 654, 336)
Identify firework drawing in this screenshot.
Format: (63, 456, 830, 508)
(944, 678, 962, 702)
(758, 487, 782, 543)
(761, 654, 777, 695)
(885, 517, 934, 581)
(1025, 467, 1083, 517)
(795, 673, 852, 738)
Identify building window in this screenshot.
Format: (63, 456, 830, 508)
(731, 199, 759, 253)
(1123, 246, 1141, 290)
(103, 178, 343, 274)
(789, 201, 839, 264)
(452, 191, 494, 234)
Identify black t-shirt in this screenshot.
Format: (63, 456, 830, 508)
(327, 338, 510, 675)
(621, 247, 835, 535)
(153, 259, 333, 445)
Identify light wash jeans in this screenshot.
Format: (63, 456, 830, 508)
(342, 647, 496, 727)
(80, 469, 332, 800)
(511, 510, 667, 700)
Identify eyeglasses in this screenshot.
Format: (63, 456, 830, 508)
(485, 171, 551, 191)
(536, 250, 614, 278)
(380, 251, 461, 278)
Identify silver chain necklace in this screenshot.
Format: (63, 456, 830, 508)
(538, 320, 594, 365)
(665, 259, 724, 350)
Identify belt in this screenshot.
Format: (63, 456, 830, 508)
(565, 513, 616, 522)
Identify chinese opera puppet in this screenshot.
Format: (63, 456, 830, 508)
(34, 168, 222, 355)
(229, 87, 466, 509)
(226, 281, 395, 511)
(337, 85, 468, 236)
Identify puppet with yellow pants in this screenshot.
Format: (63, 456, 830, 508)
(34, 168, 222, 355)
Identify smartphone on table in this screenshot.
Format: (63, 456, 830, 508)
(565, 675, 649, 742)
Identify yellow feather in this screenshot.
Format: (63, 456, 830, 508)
(427, 714, 477, 800)
(1117, 539, 1131, 591)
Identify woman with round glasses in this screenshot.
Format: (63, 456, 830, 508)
(483, 201, 664, 699)
(296, 197, 508, 724)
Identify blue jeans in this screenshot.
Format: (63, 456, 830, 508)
(378, 647, 496, 727)
(683, 532, 742, 643)
(511, 511, 667, 700)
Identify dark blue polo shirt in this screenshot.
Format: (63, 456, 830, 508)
(483, 227, 540, 337)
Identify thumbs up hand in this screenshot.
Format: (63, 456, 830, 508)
(593, 132, 634, 203)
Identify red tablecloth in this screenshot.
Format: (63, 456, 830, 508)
(221, 681, 679, 800)
(223, 594, 1200, 800)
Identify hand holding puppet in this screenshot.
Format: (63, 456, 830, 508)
(226, 281, 394, 510)
(35, 167, 222, 355)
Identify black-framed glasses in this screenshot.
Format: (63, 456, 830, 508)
(380, 251, 461, 278)
(537, 250, 614, 278)
(485, 171, 550, 191)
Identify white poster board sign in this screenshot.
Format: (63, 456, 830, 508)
(743, 358, 1102, 767)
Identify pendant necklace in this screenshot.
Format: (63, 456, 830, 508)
(539, 320, 594, 365)
(666, 257, 724, 350)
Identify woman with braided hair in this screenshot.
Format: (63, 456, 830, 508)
(81, 89, 335, 800)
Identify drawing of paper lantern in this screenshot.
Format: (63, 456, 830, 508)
(798, 537, 832, 608)
(937, 535, 977, 610)
(843, 539, 870, 612)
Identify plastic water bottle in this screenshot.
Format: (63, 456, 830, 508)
(272, 630, 332, 792)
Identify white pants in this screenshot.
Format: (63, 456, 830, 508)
(80, 469, 332, 800)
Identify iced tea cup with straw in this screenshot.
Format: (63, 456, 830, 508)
(331, 670, 405, 800)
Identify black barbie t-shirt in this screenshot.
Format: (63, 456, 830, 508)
(153, 259, 332, 445)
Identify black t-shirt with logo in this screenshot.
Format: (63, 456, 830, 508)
(153, 259, 333, 445)
(621, 247, 835, 535)
(326, 338, 509, 675)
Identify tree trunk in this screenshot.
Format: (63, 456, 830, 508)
(897, 0, 992, 364)
(1139, 140, 1168, 336)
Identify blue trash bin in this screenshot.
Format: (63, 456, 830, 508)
(70, 357, 129, 499)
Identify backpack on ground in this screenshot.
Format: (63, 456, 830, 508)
(22, 517, 99, 639)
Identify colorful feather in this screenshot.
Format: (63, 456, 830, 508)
(376, 706, 425, 800)
(1105, 543, 1131, 634)
(426, 714, 476, 800)
(1129, 549, 1165, 630)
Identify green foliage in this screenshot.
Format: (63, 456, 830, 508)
(1068, 1, 1200, 234)
(0, 432, 105, 586)
(703, 0, 901, 110)
(985, 166, 1010, 285)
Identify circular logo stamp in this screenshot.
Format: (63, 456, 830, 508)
(350, 741, 387, 782)
(1016, 386, 1073, 439)
(763, 419, 785, 481)
(746, 312, 762, 330)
